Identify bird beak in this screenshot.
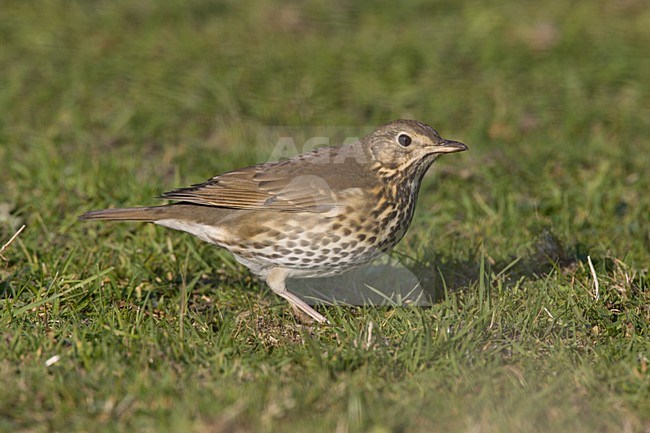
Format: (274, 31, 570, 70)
(433, 139, 468, 154)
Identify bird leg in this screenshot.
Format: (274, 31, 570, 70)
(266, 268, 329, 324)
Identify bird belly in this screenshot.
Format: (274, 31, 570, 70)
(155, 204, 399, 279)
(220, 208, 386, 277)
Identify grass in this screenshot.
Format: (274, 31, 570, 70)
(1, 0, 648, 432)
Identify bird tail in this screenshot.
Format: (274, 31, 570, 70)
(79, 206, 172, 222)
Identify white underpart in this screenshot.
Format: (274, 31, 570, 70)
(232, 254, 270, 278)
(155, 219, 229, 246)
(156, 219, 276, 278)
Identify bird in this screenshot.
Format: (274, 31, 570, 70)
(80, 119, 467, 323)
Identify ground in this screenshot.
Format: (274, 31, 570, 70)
(0, 1, 648, 432)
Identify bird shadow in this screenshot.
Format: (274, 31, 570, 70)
(413, 229, 577, 303)
(287, 229, 577, 307)
(177, 229, 578, 310)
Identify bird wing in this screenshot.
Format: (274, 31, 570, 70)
(160, 146, 372, 212)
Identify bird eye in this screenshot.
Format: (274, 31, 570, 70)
(397, 134, 412, 147)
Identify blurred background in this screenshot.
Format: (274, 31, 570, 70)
(0, 1, 648, 432)
(1, 0, 648, 262)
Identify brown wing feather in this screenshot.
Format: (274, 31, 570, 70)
(160, 145, 374, 212)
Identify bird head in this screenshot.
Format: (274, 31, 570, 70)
(363, 119, 467, 174)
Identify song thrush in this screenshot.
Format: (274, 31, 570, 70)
(80, 119, 467, 323)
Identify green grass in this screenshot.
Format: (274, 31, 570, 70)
(1, 0, 648, 432)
